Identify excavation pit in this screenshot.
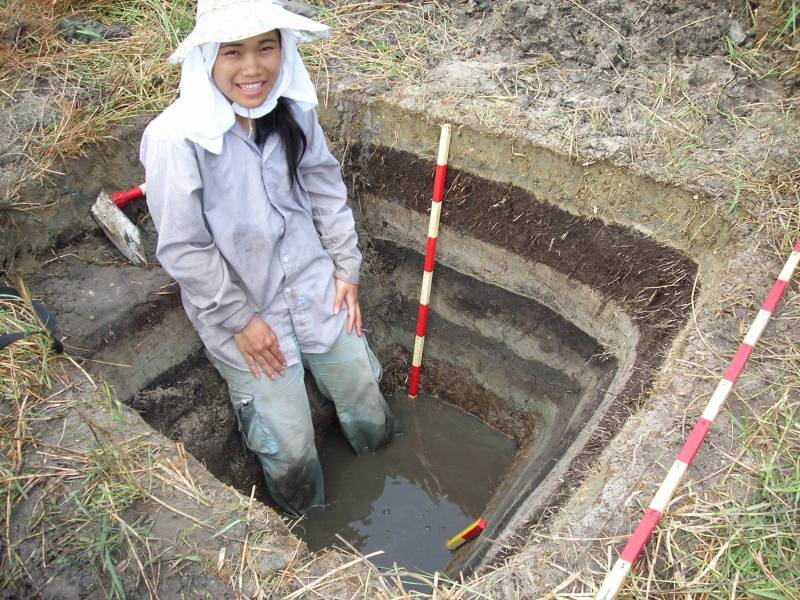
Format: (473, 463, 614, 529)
(118, 138, 697, 577)
(28, 102, 707, 580)
(129, 230, 619, 574)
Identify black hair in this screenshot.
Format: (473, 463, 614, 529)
(254, 97, 307, 189)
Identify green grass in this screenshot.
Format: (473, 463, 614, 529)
(0, 286, 153, 597)
(677, 394, 800, 599)
(772, 1, 799, 49)
(713, 396, 800, 598)
(725, 0, 800, 79)
(52, 441, 154, 599)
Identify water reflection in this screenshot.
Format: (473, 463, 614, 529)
(299, 392, 516, 574)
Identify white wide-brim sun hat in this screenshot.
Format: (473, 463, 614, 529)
(169, 0, 329, 64)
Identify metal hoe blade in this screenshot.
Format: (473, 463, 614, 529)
(91, 190, 146, 266)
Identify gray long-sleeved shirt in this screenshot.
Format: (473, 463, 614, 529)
(140, 100, 360, 371)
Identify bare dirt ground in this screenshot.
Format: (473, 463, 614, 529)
(2, 0, 799, 598)
(411, 1, 799, 215)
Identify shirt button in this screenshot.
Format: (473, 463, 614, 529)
(282, 256, 288, 263)
(286, 287, 292, 293)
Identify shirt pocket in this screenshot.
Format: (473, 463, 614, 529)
(236, 394, 280, 456)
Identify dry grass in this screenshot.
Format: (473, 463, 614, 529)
(0, 0, 193, 207)
(0, 285, 53, 399)
(468, 324, 800, 599)
(584, 340, 800, 599)
(1, 282, 64, 591)
(2, 1, 800, 598)
(0, 0, 462, 207)
(0, 284, 160, 597)
(302, 1, 463, 93)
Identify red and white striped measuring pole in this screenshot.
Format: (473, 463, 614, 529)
(408, 124, 452, 399)
(596, 239, 800, 600)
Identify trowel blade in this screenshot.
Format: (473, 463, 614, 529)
(91, 190, 146, 266)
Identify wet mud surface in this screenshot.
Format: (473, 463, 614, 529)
(131, 351, 339, 511)
(25, 237, 176, 357)
(116, 226, 586, 571)
(299, 391, 516, 574)
(385, 355, 539, 445)
(129, 342, 521, 576)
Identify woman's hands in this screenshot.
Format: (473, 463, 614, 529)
(234, 280, 360, 378)
(234, 317, 287, 379)
(333, 279, 362, 336)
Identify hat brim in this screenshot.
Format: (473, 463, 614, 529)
(169, 3, 329, 64)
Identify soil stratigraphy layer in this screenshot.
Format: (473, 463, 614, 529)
(353, 145, 698, 558)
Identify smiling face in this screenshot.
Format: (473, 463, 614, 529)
(212, 30, 282, 108)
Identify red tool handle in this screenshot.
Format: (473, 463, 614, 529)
(110, 184, 146, 208)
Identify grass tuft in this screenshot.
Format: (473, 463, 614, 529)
(583, 347, 800, 599)
(0, 282, 60, 592)
(1, 0, 461, 207)
(1, 0, 194, 206)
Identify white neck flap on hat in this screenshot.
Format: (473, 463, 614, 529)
(175, 29, 318, 154)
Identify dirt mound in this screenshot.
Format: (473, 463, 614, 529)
(479, 1, 740, 66)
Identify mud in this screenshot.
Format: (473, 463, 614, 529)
(356, 145, 696, 322)
(25, 234, 174, 357)
(130, 351, 339, 513)
(122, 229, 579, 509)
(300, 391, 516, 574)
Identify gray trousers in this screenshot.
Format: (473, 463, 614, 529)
(210, 327, 397, 515)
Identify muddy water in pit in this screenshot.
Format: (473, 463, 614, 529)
(298, 391, 516, 574)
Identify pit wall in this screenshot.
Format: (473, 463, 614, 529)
(361, 203, 635, 566)
(317, 95, 730, 569)
(362, 240, 617, 441)
(319, 98, 731, 274)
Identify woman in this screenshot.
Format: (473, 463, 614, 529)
(140, 0, 397, 516)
